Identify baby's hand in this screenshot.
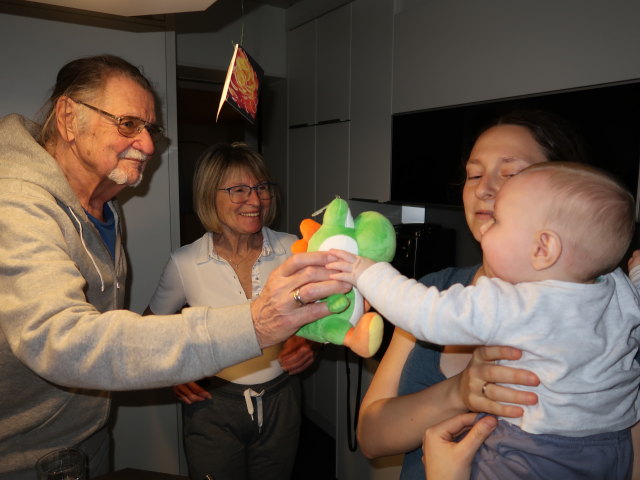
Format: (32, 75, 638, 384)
(327, 249, 375, 285)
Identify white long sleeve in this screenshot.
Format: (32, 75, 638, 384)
(358, 262, 640, 436)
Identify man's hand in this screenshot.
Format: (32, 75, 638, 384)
(279, 336, 321, 374)
(251, 251, 350, 349)
(423, 413, 497, 480)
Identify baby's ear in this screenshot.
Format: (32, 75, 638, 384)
(531, 230, 562, 271)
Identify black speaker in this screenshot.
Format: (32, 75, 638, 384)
(373, 223, 456, 361)
(392, 223, 456, 279)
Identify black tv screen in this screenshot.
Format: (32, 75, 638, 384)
(391, 81, 640, 208)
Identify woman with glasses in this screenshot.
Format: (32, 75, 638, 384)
(145, 142, 318, 480)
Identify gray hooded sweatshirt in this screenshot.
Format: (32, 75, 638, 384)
(0, 114, 261, 478)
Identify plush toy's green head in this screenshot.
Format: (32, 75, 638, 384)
(294, 197, 396, 357)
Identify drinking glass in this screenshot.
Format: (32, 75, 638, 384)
(35, 448, 87, 480)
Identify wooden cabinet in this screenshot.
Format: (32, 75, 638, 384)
(288, 126, 316, 230)
(316, 5, 351, 123)
(286, 4, 401, 478)
(349, 0, 394, 202)
(287, 20, 316, 127)
(288, 2, 351, 127)
(316, 121, 350, 205)
(286, 2, 352, 231)
(287, 0, 394, 220)
(287, 121, 350, 230)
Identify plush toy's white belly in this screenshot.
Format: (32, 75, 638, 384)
(317, 235, 358, 254)
(317, 235, 363, 325)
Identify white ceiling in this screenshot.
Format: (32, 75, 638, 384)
(28, 0, 219, 16)
(27, 0, 301, 17)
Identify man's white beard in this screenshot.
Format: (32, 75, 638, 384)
(109, 148, 148, 187)
(108, 167, 143, 187)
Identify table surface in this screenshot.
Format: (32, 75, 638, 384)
(93, 468, 188, 480)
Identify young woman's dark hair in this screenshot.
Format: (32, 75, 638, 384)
(464, 109, 587, 164)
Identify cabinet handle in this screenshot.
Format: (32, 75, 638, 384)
(317, 118, 349, 125)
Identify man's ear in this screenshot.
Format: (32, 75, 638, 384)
(54, 96, 78, 143)
(531, 230, 562, 271)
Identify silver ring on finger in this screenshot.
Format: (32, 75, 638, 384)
(292, 288, 306, 306)
(482, 382, 490, 397)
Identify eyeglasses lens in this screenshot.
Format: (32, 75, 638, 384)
(229, 184, 273, 203)
(117, 118, 162, 139)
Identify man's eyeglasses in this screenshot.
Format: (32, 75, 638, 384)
(217, 183, 276, 203)
(73, 99, 164, 140)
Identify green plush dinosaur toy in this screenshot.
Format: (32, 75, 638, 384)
(292, 197, 396, 357)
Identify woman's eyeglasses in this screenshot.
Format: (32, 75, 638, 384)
(217, 183, 276, 203)
(73, 99, 164, 140)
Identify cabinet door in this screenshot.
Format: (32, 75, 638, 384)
(288, 126, 316, 233)
(349, 0, 394, 202)
(316, 121, 350, 206)
(288, 21, 316, 127)
(316, 3, 351, 123)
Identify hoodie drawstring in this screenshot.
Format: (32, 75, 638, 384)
(68, 207, 105, 292)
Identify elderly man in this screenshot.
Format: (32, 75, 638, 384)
(0, 55, 345, 479)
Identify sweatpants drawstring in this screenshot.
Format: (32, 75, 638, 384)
(243, 388, 265, 433)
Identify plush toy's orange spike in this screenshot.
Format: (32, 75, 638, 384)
(291, 218, 321, 254)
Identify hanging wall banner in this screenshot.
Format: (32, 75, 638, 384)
(217, 44, 264, 124)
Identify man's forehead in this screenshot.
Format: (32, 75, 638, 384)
(101, 76, 156, 116)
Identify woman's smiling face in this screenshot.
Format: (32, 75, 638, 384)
(215, 168, 271, 236)
(463, 124, 549, 242)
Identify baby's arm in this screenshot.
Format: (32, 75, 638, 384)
(628, 250, 640, 291)
(327, 249, 376, 285)
(340, 261, 502, 346)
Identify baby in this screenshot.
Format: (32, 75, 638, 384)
(330, 162, 640, 479)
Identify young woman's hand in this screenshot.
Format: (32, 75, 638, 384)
(459, 346, 540, 418)
(423, 413, 497, 480)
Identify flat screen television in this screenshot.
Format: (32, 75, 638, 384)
(391, 81, 640, 210)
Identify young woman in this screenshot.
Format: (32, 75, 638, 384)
(356, 110, 590, 478)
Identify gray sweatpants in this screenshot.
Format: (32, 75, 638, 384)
(471, 417, 632, 480)
(182, 373, 301, 480)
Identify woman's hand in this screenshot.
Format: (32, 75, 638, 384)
(250, 251, 351, 349)
(278, 336, 321, 374)
(423, 413, 497, 480)
(459, 346, 540, 418)
(173, 382, 212, 405)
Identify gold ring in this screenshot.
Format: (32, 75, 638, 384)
(292, 289, 305, 306)
(482, 382, 489, 397)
